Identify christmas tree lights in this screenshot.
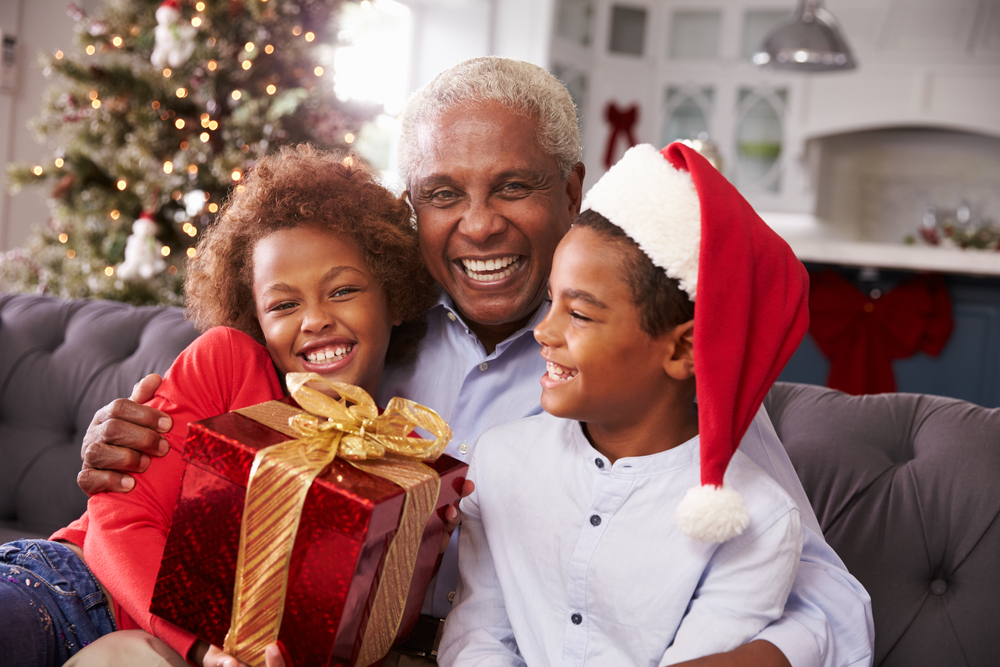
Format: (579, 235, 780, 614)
(5, 0, 377, 305)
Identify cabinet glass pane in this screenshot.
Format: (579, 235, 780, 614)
(556, 0, 594, 47)
(609, 5, 647, 56)
(742, 10, 793, 59)
(551, 64, 589, 131)
(735, 88, 785, 193)
(669, 10, 721, 60)
(662, 86, 714, 145)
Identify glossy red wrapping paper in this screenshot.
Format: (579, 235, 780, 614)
(150, 406, 467, 667)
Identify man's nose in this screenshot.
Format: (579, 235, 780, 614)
(459, 198, 507, 243)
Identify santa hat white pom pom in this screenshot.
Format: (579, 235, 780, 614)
(676, 484, 750, 543)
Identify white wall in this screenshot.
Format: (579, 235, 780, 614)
(0, 0, 96, 253)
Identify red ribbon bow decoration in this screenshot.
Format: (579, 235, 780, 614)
(808, 270, 954, 395)
(603, 102, 639, 170)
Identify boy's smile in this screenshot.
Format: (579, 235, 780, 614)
(252, 225, 398, 397)
(534, 225, 694, 456)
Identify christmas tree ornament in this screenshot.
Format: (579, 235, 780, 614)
(117, 211, 167, 280)
(152, 0, 198, 70)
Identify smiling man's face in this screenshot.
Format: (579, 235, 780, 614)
(408, 101, 584, 349)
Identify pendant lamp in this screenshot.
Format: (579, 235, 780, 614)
(752, 0, 856, 72)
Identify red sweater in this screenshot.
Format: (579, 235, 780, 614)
(52, 327, 284, 661)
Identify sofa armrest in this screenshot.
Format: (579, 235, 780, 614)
(764, 381, 1000, 666)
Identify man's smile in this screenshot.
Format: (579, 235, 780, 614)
(458, 255, 522, 282)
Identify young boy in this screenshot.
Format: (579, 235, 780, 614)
(438, 142, 811, 666)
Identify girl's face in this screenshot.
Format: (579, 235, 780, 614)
(252, 225, 399, 397)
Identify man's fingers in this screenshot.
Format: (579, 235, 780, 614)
(77, 468, 136, 495)
(84, 416, 167, 463)
(82, 437, 151, 473)
(130, 373, 163, 403)
(109, 395, 172, 434)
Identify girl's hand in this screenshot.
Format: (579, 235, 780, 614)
(200, 642, 288, 667)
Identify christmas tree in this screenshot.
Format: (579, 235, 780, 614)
(4, 0, 376, 305)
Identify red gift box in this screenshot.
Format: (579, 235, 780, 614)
(150, 399, 466, 667)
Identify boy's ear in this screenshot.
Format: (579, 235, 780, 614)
(662, 319, 695, 380)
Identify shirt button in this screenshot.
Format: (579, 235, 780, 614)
(590, 514, 601, 526)
(459, 443, 470, 455)
(478, 362, 488, 372)
(447, 590, 457, 602)
(447, 312, 457, 321)
(595, 458, 604, 469)
(571, 613, 582, 625)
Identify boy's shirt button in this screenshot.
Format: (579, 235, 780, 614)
(458, 443, 469, 455)
(594, 458, 604, 469)
(478, 362, 488, 372)
(571, 613, 583, 625)
(590, 515, 601, 526)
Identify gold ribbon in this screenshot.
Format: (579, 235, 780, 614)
(223, 372, 452, 667)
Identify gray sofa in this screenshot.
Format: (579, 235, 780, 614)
(2, 292, 998, 666)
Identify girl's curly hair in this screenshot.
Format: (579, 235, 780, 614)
(185, 144, 437, 365)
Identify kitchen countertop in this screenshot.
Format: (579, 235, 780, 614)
(761, 213, 1000, 277)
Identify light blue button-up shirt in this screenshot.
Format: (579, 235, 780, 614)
(378, 294, 874, 667)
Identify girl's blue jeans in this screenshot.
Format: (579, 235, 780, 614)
(0, 539, 117, 666)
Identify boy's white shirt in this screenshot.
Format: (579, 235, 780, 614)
(380, 297, 875, 666)
(437, 412, 803, 667)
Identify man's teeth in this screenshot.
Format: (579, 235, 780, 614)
(546, 361, 577, 381)
(461, 256, 520, 282)
(304, 345, 353, 363)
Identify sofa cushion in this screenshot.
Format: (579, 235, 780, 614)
(0, 293, 199, 540)
(765, 382, 1000, 667)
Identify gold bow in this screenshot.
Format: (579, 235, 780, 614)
(224, 373, 452, 667)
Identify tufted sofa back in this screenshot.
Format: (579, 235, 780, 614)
(765, 382, 1000, 667)
(0, 293, 199, 540)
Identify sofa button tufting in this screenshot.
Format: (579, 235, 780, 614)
(929, 579, 948, 595)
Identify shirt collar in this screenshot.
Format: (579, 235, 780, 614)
(432, 291, 550, 356)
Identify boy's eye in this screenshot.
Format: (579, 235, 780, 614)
(570, 311, 591, 322)
(269, 301, 297, 312)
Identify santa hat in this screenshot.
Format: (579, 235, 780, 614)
(581, 143, 809, 542)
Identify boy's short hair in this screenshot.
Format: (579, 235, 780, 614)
(185, 144, 437, 364)
(574, 209, 694, 337)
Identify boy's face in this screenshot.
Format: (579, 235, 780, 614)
(534, 226, 677, 431)
(252, 225, 398, 397)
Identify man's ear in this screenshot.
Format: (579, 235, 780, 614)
(566, 161, 586, 216)
(662, 319, 695, 380)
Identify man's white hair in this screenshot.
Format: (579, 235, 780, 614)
(397, 57, 581, 186)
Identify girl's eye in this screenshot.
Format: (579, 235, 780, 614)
(269, 301, 297, 312)
(331, 286, 359, 298)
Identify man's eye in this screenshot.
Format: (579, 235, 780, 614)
(500, 182, 528, 194)
(430, 189, 458, 202)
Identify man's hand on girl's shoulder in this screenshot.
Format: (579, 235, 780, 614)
(78, 373, 171, 495)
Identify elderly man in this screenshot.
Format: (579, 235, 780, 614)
(76, 58, 873, 667)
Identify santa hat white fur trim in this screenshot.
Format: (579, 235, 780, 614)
(675, 484, 750, 543)
(581, 144, 701, 300)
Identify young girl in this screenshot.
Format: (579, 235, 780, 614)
(0, 144, 439, 667)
